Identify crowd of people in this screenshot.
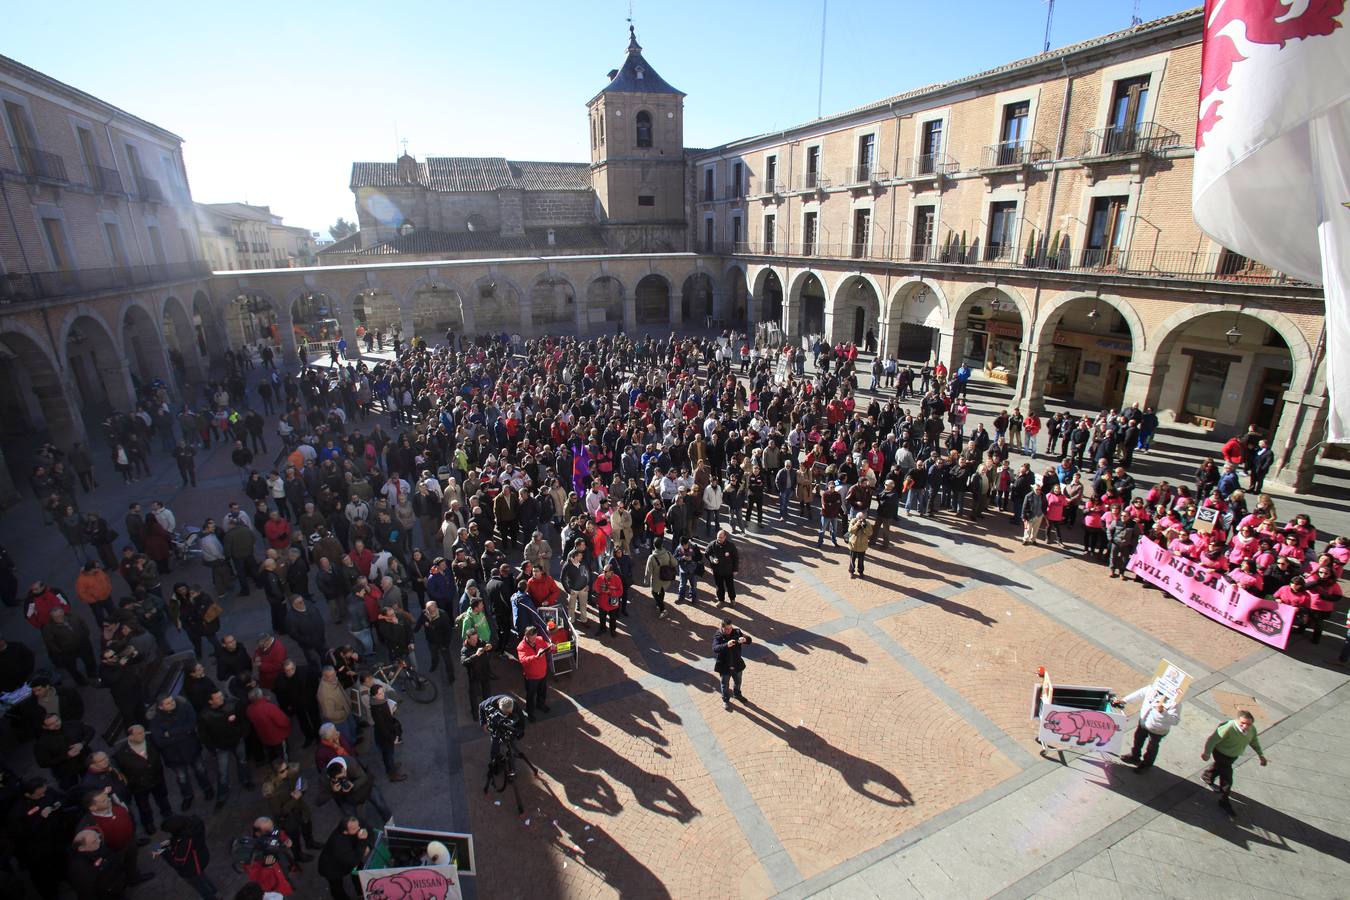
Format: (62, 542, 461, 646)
(0, 322, 1343, 898)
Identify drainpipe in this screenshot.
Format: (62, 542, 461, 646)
(1041, 58, 1074, 260)
(104, 117, 149, 266)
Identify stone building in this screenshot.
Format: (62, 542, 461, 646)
(689, 8, 1325, 488)
(196, 202, 315, 270)
(0, 10, 1333, 495)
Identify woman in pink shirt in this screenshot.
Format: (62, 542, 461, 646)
(1044, 486, 1066, 546)
(1082, 498, 1107, 558)
(1227, 526, 1260, 566)
(1228, 559, 1264, 595)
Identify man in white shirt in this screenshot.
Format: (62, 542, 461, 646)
(1114, 682, 1182, 772)
(150, 501, 177, 534)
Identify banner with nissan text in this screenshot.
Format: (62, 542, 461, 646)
(1127, 537, 1294, 649)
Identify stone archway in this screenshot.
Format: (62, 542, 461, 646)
(830, 274, 881, 350)
(1145, 307, 1304, 436)
(681, 273, 714, 326)
(472, 277, 523, 335)
(724, 265, 748, 327)
(351, 289, 402, 349)
(584, 275, 626, 335)
(753, 268, 784, 332)
(192, 290, 224, 361)
(635, 274, 672, 327)
(63, 312, 134, 414)
(1029, 293, 1144, 411)
(410, 283, 466, 338)
(528, 274, 577, 334)
(228, 291, 282, 349)
(0, 326, 85, 446)
(162, 295, 205, 385)
(122, 301, 171, 393)
(947, 284, 1031, 389)
(787, 271, 827, 340)
(884, 280, 947, 363)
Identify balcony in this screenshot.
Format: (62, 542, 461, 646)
(1081, 122, 1181, 159)
(751, 177, 782, 197)
(795, 172, 831, 192)
(134, 176, 165, 203)
(979, 140, 1050, 170)
(720, 240, 1305, 286)
(89, 165, 124, 194)
(15, 147, 68, 182)
(236, 241, 249, 253)
(845, 165, 888, 187)
(906, 153, 959, 182)
(0, 260, 212, 305)
(721, 185, 744, 201)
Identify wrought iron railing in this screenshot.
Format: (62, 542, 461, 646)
(1081, 121, 1181, 157)
(980, 140, 1050, 168)
(0, 260, 211, 304)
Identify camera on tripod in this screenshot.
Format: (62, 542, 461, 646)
(478, 694, 539, 813)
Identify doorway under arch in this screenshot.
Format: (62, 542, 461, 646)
(831, 275, 880, 349)
(755, 269, 784, 328)
(951, 286, 1028, 386)
(585, 276, 625, 333)
(724, 266, 748, 325)
(162, 295, 205, 386)
(635, 275, 671, 326)
(681, 273, 714, 325)
(0, 329, 83, 447)
(65, 314, 133, 414)
(229, 292, 281, 348)
(529, 276, 575, 332)
(412, 285, 465, 337)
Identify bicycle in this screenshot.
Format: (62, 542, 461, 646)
(372, 657, 438, 704)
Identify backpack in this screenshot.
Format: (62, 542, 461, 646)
(658, 556, 677, 581)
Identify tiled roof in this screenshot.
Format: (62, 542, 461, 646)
(316, 232, 362, 255)
(350, 158, 592, 193)
(593, 27, 684, 100)
(200, 202, 277, 222)
(697, 7, 1202, 156)
(344, 226, 607, 257)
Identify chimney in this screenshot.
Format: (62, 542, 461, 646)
(607, 69, 619, 80)
(546, 228, 556, 246)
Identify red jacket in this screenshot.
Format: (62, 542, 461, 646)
(349, 547, 375, 577)
(246, 697, 292, 746)
(25, 588, 71, 628)
(253, 640, 288, 689)
(1221, 438, 1246, 466)
(263, 518, 292, 551)
(593, 573, 623, 612)
(517, 636, 552, 680)
(526, 574, 561, 606)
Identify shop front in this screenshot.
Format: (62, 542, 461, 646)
(983, 320, 1023, 385)
(1045, 329, 1131, 408)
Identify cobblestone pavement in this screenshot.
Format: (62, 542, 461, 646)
(0, 359, 1347, 900)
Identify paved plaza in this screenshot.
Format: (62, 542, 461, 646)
(1, 357, 1347, 900)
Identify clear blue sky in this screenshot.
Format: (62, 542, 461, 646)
(4, 0, 1197, 236)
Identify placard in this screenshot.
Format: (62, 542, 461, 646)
(1151, 659, 1193, 705)
(1036, 703, 1127, 754)
(360, 865, 462, 900)
(1195, 506, 1220, 534)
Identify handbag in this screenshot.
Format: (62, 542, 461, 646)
(202, 601, 224, 623)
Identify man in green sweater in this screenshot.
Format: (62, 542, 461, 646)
(1201, 710, 1268, 813)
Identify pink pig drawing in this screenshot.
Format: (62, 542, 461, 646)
(1042, 709, 1120, 747)
(365, 871, 452, 900)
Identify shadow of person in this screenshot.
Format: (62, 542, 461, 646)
(734, 698, 914, 808)
(728, 601, 867, 664)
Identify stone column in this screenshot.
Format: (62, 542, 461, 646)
(876, 316, 891, 357)
(279, 311, 299, 367)
(459, 293, 477, 337)
(97, 359, 137, 412)
(936, 328, 961, 371)
(1121, 361, 1165, 411)
(337, 303, 359, 360)
(1014, 343, 1050, 414)
(669, 287, 683, 328)
(1270, 389, 1327, 492)
(623, 295, 637, 335)
(401, 302, 416, 344)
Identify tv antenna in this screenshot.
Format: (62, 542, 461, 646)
(1131, 0, 1142, 26)
(817, 0, 828, 118)
(1043, 0, 1055, 53)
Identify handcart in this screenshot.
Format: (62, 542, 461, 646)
(359, 820, 475, 898)
(1030, 666, 1126, 763)
(520, 601, 579, 676)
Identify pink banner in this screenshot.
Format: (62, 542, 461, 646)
(1127, 536, 1294, 650)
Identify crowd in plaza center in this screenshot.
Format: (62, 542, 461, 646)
(0, 320, 1341, 897)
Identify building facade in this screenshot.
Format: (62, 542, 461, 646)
(0, 10, 1332, 497)
(689, 8, 1324, 489)
(0, 53, 213, 473)
(196, 202, 316, 270)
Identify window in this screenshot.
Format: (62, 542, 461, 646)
(635, 110, 653, 148)
(125, 143, 144, 181)
(599, 114, 605, 145)
(41, 217, 73, 270)
(1107, 76, 1150, 152)
(764, 155, 777, 191)
(1086, 196, 1128, 266)
(180, 227, 195, 259)
(147, 225, 166, 265)
(732, 216, 742, 247)
(919, 120, 943, 173)
(590, 116, 597, 150)
(731, 162, 743, 198)
(703, 168, 715, 202)
(763, 214, 775, 252)
(637, 194, 655, 207)
(857, 133, 875, 180)
(77, 126, 101, 180)
(4, 101, 39, 174)
(802, 212, 817, 256)
(104, 222, 129, 267)
(852, 208, 871, 258)
(987, 201, 1017, 260)
(912, 205, 935, 260)
(805, 146, 820, 188)
(703, 218, 715, 252)
(998, 102, 1029, 164)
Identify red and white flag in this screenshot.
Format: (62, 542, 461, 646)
(1192, 0, 1350, 439)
